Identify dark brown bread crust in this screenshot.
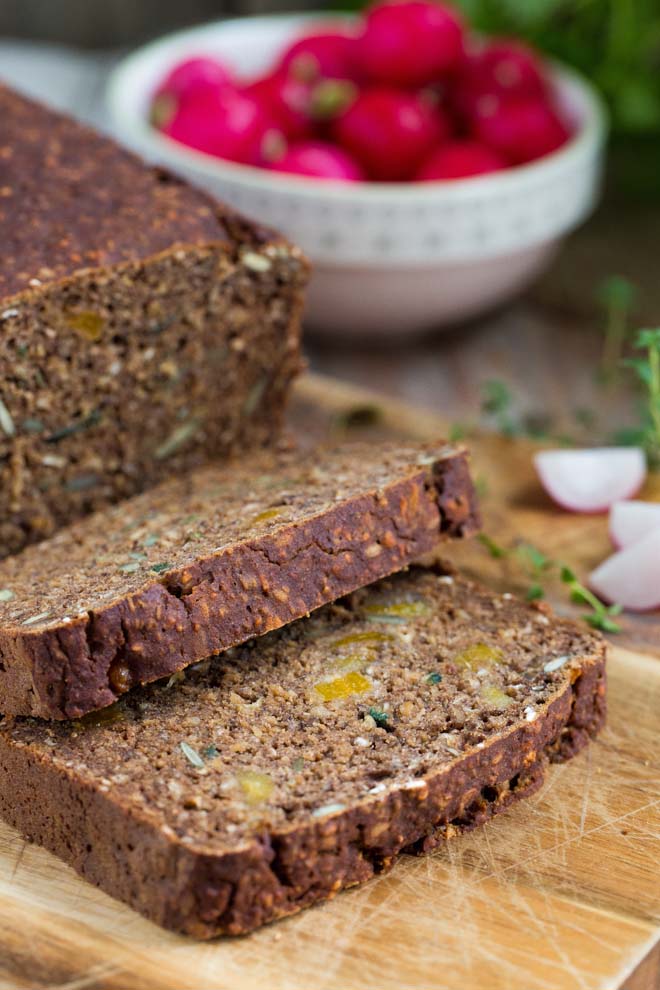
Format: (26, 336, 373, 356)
(0, 84, 308, 557)
(0, 442, 478, 719)
(0, 83, 268, 300)
(0, 570, 606, 937)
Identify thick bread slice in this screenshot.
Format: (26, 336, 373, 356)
(0, 441, 477, 718)
(0, 566, 606, 936)
(0, 84, 308, 560)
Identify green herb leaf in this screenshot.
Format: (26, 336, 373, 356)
(516, 542, 551, 575)
(625, 357, 654, 387)
(624, 328, 660, 467)
(478, 533, 508, 559)
(368, 707, 389, 728)
(612, 425, 649, 447)
(426, 672, 443, 684)
(449, 422, 468, 441)
(150, 562, 172, 574)
(570, 587, 593, 606)
(480, 380, 519, 437)
(636, 328, 660, 350)
(560, 564, 622, 634)
(585, 612, 622, 634)
(481, 379, 512, 416)
(526, 584, 545, 601)
(597, 275, 637, 381)
(574, 407, 597, 431)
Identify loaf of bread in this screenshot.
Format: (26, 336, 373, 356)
(0, 440, 478, 718)
(0, 83, 308, 559)
(0, 566, 606, 936)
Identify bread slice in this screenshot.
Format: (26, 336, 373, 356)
(0, 441, 477, 719)
(0, 566, 606, 937)
(0, 83, 308, 559)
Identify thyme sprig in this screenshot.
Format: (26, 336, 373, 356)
(478, 536, 622, 633)
(623, 328, 660, 467)
(560, 566, 623, 633)
(597, 275, 637, 383)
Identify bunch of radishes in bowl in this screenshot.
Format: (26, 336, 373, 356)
(535, 448, 660, 613)
(150, 0, 573, 183)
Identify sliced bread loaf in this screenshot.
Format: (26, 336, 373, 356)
(0, 566, 606, 936)
(0, 441, 477, 718)
(0, 83, 307, 558)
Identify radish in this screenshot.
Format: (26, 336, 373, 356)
(473, 96, 570, 164)
(415, 140, 506, 180)
(268, 140, 365, 181)
(610, 500, 660, 548)
(589, 528, 660, 611)
(534, 448, 647, 513)
(357, 0, 465, 88)
(452, 40, 547, 122)
(278, 30, 359, 83)
(242, 73, 315, 140)
(162, 89, 284, 165)
(333, 88, 449, 181)
(157, 56, 233, 106)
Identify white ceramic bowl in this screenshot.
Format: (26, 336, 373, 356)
(106, 14, 607, 338)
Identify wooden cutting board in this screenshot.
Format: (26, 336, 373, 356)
(0, 373, 658, 990)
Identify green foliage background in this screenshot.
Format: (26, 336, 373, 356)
(453, 0, 660, 135)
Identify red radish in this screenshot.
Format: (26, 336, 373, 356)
(269, 140, 365, 181)
(453, 40, 546, 120)
(243, 73, 357, 140)
(415, 139, 505, 180)
(155, 56, 233, 107)
(357, 0, 464, 87)
(473, 40, 546, 97)
(333, 88, 450, 181)
(162, 89, 284, 165)
(473, 97, 570, 164)
(589, 529, 660, 612)
(609, 500, 660, 549)
(243, 73, 314, 140)
(279, 30, 359, 82)
(534, 448, 647, 514)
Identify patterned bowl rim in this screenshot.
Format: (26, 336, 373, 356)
(107, 12, 608, 206)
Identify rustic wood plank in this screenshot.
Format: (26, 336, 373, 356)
(0, 373, 657, 990)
